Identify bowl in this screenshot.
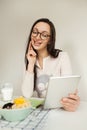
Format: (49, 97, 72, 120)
(0, 97, 44, 122)
(0, 106, 32, 122)
(29, 97, 44, 108)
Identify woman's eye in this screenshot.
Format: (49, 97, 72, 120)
(42, 34, 48, 37)
(33, 31, 38, 34)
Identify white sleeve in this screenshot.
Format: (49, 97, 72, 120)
(21, 71, 34, 98)
(60, 52, 72, 76)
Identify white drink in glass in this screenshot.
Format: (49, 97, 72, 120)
(1, 83, 13, 101)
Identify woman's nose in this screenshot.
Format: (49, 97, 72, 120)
(36, 33, 41, 39)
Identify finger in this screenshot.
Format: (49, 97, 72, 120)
(61, 98, 76, 106)
(74, 89, 78, 95)
(60, 100, 74, 110)
(61, 96, 80, 109)
(61, 101, 73, 108)
(63, 105, 76, 112)
(29, 41, 33, 50)
(27, 50, 36, 57)
(30, 50, 36, 57)
(60, 97, 80, 112)
(69, 94, 80, 101)
(60, 100, 78, 111)
(63, 98, 78, 105)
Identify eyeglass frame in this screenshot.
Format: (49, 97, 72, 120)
(31, 28, 51, 40)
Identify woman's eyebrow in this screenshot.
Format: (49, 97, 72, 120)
(33, 28, 50, 33)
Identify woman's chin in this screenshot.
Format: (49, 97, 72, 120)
(33, 45, 41, 51)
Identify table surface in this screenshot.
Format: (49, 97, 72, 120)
(44, 101, 87, 130)
(0, 101, 87, 130)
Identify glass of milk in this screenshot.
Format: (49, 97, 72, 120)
(1, 83, 13, 101)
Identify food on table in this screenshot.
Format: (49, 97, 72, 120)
(2, 103, 14, 109)
(2, 96, 31, 109)
(12, 96, 31, 109)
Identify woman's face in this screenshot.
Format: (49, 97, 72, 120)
(31, 22, 51, 51)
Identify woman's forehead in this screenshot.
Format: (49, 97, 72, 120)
(33, 22, 50, 32)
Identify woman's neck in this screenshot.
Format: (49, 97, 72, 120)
(37, 49, 49, 69)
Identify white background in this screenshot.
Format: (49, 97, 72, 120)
(0, 0, 87, 100)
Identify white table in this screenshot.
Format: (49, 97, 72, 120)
(43, 101, 87, 130)
(0, 101, 87, 130)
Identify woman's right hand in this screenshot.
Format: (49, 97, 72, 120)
(26, 40, 37, 72)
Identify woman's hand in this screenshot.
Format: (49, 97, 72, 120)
(60, 90, 80, 112)
(26, 40, 37, 72)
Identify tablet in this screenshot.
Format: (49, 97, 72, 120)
(43, 75, 81, 109)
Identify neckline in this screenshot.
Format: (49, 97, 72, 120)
(36, 55, 50, 69)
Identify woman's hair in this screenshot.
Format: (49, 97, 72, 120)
(25, 18, 62, 89)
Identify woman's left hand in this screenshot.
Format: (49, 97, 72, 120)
(60, 90, 80, 112)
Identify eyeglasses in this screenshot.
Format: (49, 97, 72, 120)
(31, 29, 50, 40)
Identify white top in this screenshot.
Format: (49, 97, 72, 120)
(21, 52, 72, 98)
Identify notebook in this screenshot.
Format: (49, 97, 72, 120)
(43, 75, 81, 109)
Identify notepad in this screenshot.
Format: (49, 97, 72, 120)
(43, 75, 81, 109)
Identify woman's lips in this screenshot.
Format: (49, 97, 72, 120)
(33, 41, 42, 46)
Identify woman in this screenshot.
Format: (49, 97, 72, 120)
(22, 18, 80, 111)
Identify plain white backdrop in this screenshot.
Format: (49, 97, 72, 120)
(0, 0, 87, 100)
